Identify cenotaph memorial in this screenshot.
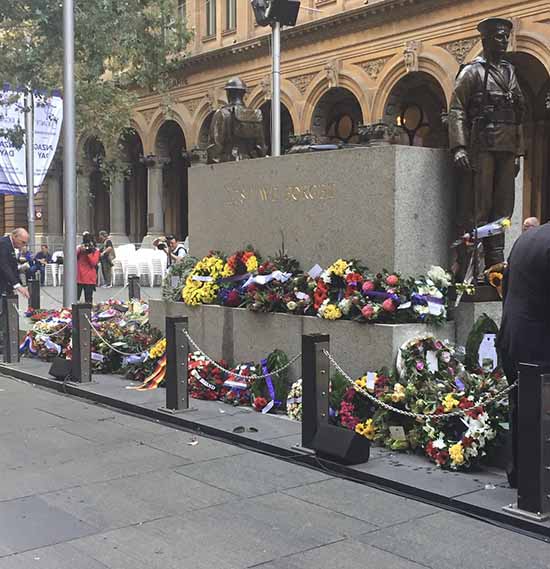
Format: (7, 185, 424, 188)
(150, 18, 524, 378)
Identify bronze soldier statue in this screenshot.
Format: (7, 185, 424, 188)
(207, 77, 267, 164)
(449, 17, 525, 279)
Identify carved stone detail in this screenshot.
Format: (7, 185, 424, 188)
(403, 40, 422, 73)
(289, 72, 317, 94)
(205, 87, 221, 111)
(140, 108, 156, 124)
(358, 57, 390, 80)
(259, 75, 272, 101)
(184, 97, 203, 115)
(443, 38, 477, 64)
(324, 58, 341, 88)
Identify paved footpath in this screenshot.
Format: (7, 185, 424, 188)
(0, 375, 548, 569)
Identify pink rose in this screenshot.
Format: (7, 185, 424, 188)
(416, 360, 425, 371)
(362, 281, 375, 293)
(382, 298, 396, 313)
(386, 274, 399, 286)
(361, 305, 375, 319)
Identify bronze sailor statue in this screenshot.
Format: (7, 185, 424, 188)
(448, 17, 525, 279)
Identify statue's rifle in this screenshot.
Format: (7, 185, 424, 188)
(470, 60, 492, 285)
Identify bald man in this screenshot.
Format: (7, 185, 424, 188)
(0, 228, 30, 298)
(522, 216, 540, 232)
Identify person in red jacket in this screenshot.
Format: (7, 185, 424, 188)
(77, 232, 100, 303)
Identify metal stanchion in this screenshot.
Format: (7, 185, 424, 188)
(28, 278, 41, 311)
(71, 303, 92, 383)
(2, 295, 20, 363)
(504, 363, 550, 521)
(297, 333, 370, 464)
(159, 316, 195, 414)
(128, 275, 140, 300)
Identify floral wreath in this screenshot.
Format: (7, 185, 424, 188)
(182, 253, 225, 306)
(188, 351, 228, 400)
(223, 362, 257, 406)
(286, 379, 303, 421)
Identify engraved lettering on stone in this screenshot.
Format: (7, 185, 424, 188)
(224, 183, 337, 206)
(403, 40, 422, 73)
(359, 58, 390, 80)
(289, 72, 318, 95)
(443, 38, 477, 64)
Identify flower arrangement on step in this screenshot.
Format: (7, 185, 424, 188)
(176, 246, 453, 326)
(334, 335, 508, 470)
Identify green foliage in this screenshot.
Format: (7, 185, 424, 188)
(0, 0, 191, 154)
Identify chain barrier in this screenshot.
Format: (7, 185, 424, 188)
(183, 329, 301, 380)
(322, 348, 517, 421)
(34, 322, 71, 339)
(107, 282, 129, 301)
(39, 287, 64, 306)
(84, 314, 152, 357)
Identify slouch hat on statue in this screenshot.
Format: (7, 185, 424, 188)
(477, 17, 513, 36)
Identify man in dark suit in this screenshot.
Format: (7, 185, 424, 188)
(0, 228, 30, 299)
(499, 222, 550, 486)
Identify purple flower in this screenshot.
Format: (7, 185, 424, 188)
(416, 360, 425, 371)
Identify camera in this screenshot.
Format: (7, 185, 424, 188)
(157, 242, 167, 250)
(81, 233, 96, 253)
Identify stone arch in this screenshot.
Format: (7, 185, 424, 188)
(303, 65, 371, 133)
(146, 108, 190, 156)
(192, 98, 225, 147)
(246, 80, 300, 134)
(381, 71, 449, 148)
(515, 24, 550, 74)
(257, 100, 295, 154)
(372, 46, 457, 121)
(154, 120, 188, 240)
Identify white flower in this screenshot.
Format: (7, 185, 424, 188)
(286, 301, 297, 311)
(433, 436, 446, 450)
(321, 271, 331, 284)
(317, 298, 330, 317)
(414, 305, 429, 315)
(441, 351, 451, 363)
(427, 266, 452, 288)
(338, 298, 352, 315)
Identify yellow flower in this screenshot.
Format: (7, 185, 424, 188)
(355, 419, 376, 440)
(443, 393, 459, 412)
(221, 263, 235, 278)
(322, 304, 342, 320)
(391, 383, 405, 403)
(501, 218, 511, 229)
(355, 377, 367, 389)
(245, 255, 258, 273)
(328, 259, 348, 277)
(449, 442, 465, 465)
(149, 338, 167, 359)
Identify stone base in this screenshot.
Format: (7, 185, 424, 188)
(149, 300, 455, 381)
(454, 300, 503, 347)
(109, 233, 130, 246)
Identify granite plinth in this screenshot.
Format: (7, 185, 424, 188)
(149, 300, 455, 380)
(188, 145, 454, 275)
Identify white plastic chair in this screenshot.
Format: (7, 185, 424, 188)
(151, 251, 167, 286)
(44, 264, 57, 287)
(136, 249, 154, 287)
(112, 259, 125, 286)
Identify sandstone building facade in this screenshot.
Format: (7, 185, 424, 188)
(2, 0, 549, 249)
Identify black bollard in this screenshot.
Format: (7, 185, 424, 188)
(160, 316, 195, 414)
(300, 333, 370, 465)
(28, 278, 41, 311)
(128, 275, 140, 301)
(71, 303, 92, 383)
(2, 295, 19, 363)
(504, 363, 550, 521)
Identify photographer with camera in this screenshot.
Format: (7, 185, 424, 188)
(163, 234, 187, 266)
(77, 232, 100, 303)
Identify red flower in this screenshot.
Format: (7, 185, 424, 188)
(386, 274, 399, 286)
(459, 397, 474, 410)
(362, 280, 375, 293)
(313, 280, 329, 310)
(435, 450, 449, 466)
(225, 290, 241, 307)
(382, 298, 396, 313)
(254, 397, 268, 411)
(361, 304, 375, 319)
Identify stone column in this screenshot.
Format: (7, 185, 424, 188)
(37, 160, 64, 251)
(142, 155, 167, 246)
(109, 167, 130, 245)
(76, 165, 92, 235)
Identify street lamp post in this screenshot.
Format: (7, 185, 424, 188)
(63, 0, 77, 306)
(25, 90, 35, 252)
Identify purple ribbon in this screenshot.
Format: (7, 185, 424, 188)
(411, 293, 444, 306)
(260, 358, 281, 407)
(364, 291, 400, 303)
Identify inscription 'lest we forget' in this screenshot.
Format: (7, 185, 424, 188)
(224, 183, 337, 206)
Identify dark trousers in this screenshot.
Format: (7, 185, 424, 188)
(501, 351, 518, 488)
(77, 284, 95, 304)
(457, 151, 516, 270)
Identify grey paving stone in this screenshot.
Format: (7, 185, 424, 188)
(283, 478, 438, 527)
(0, 542, 108, 569)
(73, 492, 375, 569)
(41, 469, 237, 530)
(175, 451, 330, 497)
(357, 510, 550, 569)
(0, 496, 97, 555)
(0, 440, 190, 501)
(252, 538, 429, 569)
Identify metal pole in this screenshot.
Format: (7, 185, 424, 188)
(71, 303, 92, 383)
(63, 0, 77, 306)
(2, 295, 20, 363)
(271, 22, 281, 157)
(25, 90, 35, 252)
